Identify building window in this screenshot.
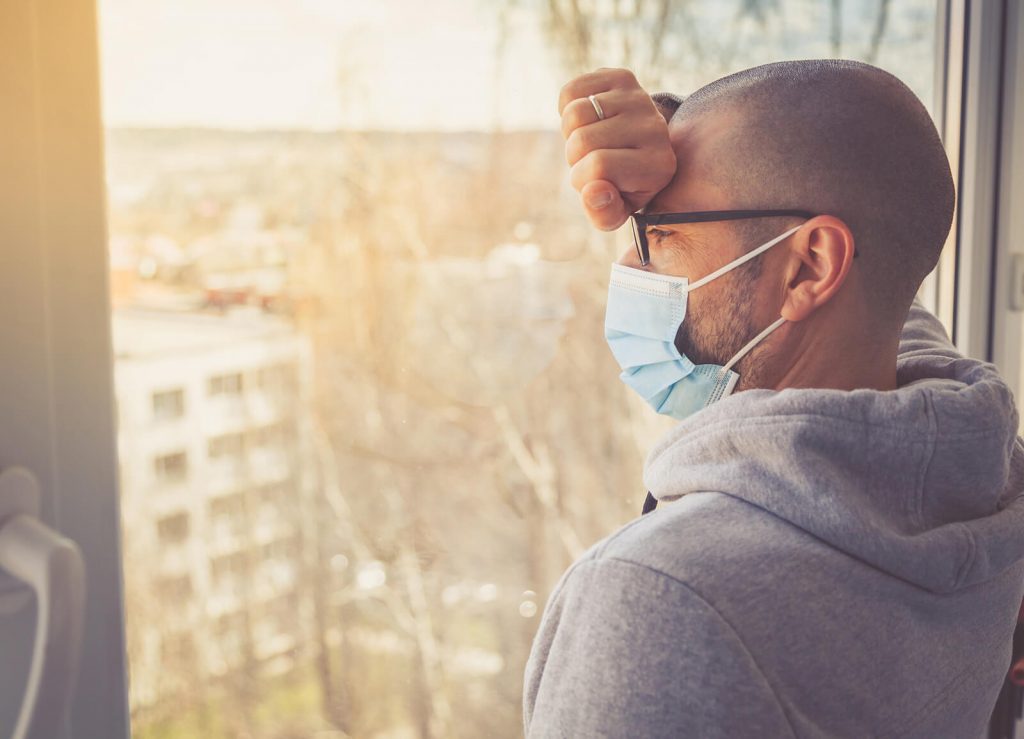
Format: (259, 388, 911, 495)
(249, 422, 287, 450)
(151, 387, 185, 422)
(211, 551, 249, 584)
(208, 372, 244, 397)
(209, 490, 247, 520)
(160, 630, 197, 664)
(156, 512, 190, 545)
(263, 534, 300, 562)
(253, 482, 289, 510)
(208, 432, 246, 461)
(216, 611, 246, 638)
(256, 362, 297, 394)
(154, 451, 188, 483)
(156, 575, 193, 602)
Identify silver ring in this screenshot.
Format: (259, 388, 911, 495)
(588, 94, 605, 121)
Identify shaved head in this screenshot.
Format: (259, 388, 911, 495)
(660, 59, 954, 318)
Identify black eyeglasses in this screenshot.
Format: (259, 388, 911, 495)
(630, 209, 856, 266)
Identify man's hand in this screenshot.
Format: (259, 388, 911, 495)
(558, 68, 677, 231)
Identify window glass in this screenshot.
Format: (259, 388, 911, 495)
(208, 373, 244, 397)
(156, 512, 190, 545)
(99, 1, 943, 736)
(153, 451, 188, 484)
(208, 432, 246, 461)
(152, 388, 185, 422)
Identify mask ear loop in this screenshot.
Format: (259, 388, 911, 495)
(691, 223, 800, 402)
(705, 316, 788, 407)
(722, 316, 788, 374)
(685, 224, 803, 293)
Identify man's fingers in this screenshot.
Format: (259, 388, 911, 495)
(569, 148, 669, 195)
(560, 94, 615, 139)
(557, 67, 639, 115)
(564, 115, 668, 167)
(557, 68, 676, 227)
(565, 120, 635, 167)
(579, 180, 628, 231)
(560, 89, 646, 138)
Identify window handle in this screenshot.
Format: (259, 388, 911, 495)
(0, 467, 86, 739)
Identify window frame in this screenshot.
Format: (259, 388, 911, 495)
(0, 0, 130, 737)
(990, 0, 1024, 399)
(151, 387, 186, 423)
(944, 0, 1009, 360)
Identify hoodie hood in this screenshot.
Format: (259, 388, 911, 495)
(643, 305, 1024, 594)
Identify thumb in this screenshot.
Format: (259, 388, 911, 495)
(580, 180, 628, 231)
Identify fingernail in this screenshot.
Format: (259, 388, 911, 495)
(586, 191, 613, 209)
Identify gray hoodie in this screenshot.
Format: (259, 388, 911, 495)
(523, 301, 1024, 738)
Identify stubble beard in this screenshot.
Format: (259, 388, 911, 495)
(673, 267, 775, 392)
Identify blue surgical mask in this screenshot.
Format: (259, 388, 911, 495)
(604, 224, 800, 420)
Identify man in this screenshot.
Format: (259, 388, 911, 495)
(523, 60, 1024, 738)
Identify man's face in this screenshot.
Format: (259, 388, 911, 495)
(616, 110, 782, 380)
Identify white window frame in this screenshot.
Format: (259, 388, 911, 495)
(991, 0, 1024, 394)
(932, 0, 1020, 372)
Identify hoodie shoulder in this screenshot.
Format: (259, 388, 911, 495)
(595, 491, 810, 586)
(523, 552, 796, 739)
(524, 493, 807, 737)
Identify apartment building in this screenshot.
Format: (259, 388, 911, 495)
(111, 307, 313, 708)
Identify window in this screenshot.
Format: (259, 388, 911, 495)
(249, 423, 286, 450)
(4, 1, 995, 738)
(209, 491, 247, 520)
(256, 363, 297, 394)
(208, 372, 244, 397)
(214, 612, 249, 665)
(93, 3, 951, 737)
(262, 534, 300, 562)
(155, 574, 193, 601)
(159, 631, 197, 664)
(208, 432, 246, 461)
(991, 3, 1024, 432)
(210, 551, 249, 585)
(153, 451, 188, 484)
(151, 387, 185, 422)
(14, 0, 1024, 736)
(156, 512, 190, 545)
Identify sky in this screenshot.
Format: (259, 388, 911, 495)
(98, 0, 563, 131)
(97, 0, 939, 133)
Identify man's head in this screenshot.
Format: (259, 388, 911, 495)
(624, 59, 954, 391)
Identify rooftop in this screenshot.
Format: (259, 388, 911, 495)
(112, 306, 296, 359)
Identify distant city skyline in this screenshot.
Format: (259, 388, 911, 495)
(98, 0, 563, 131)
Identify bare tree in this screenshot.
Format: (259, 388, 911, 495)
(533, 0, 894, 94)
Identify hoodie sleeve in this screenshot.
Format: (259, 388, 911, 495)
(523, 557, 796, 739)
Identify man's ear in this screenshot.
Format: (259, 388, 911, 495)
(779, 216, 856, 322)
